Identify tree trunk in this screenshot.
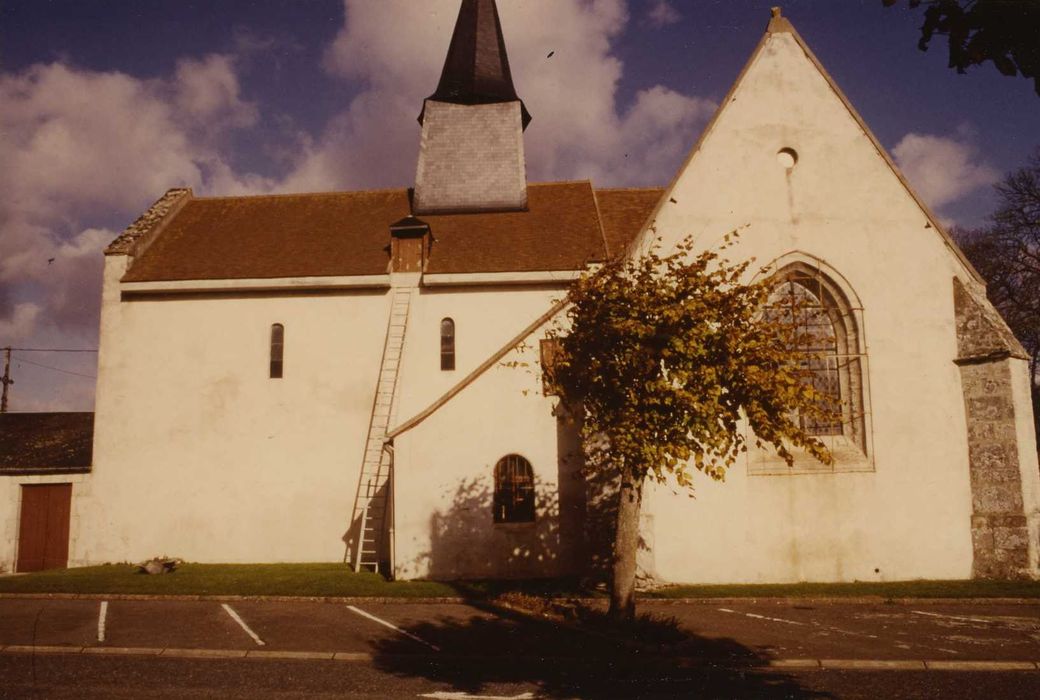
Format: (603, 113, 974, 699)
(608, 471, 643, 621)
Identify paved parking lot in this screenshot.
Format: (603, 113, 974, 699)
(2, 598, 1040, 698)
(0, 596, 1037, 665)
(640, 600, 1040, 663)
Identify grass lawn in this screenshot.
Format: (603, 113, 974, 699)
(2, 564, 1039, 599)
(649, 579, 1040, 599)
(0, 563, 458, 598)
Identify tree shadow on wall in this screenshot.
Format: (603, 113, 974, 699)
(367, 601, 833, 699)
(416, 476, 576, 580)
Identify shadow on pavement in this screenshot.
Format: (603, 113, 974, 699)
(369, 600, 834, 699)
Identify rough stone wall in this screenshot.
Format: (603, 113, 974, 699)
(105, 188, 192, 256)
(413, 100, 527, 213)
(954, 277, 1034, 578)
(959, 361, 1031, 577)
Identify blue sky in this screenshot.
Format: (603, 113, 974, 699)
(1, 0, 1038, 411)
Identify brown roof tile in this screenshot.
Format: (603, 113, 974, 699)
(0, 413, 93, 475)
(121, 182, 611, 282)
(594, 188, 663, 259)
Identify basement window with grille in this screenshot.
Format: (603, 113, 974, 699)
(270, 323, 284, 379)
(493, 454, 535, 524)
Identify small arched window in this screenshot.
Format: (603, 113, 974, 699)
(494, 454, 535, 523)
(766, 264, 866, 453)
(270, 323, 284, 379)
(440, 318, 455, 371)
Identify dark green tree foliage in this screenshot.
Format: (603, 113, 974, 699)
(549, 234, 834, 619)
(883, 0, 1040, 96)
(957, 149, 1040, 438)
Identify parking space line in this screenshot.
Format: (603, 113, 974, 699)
(97, 601, 108, 642)
(221, 603, 265, 646)
(717, 607, 808, 626)
(346, 604, 441, 651)
(912, 610, 996, 626)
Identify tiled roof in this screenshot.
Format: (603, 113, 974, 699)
(0, 413, 93, 475)
(121, 181, 619, 282)
(594, 188, 664, 258)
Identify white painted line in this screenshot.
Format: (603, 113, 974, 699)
(912, 610, 995, 626)
(717, 607, 807, 626)
(420, 692, 537, 699)
(821, 659, 926, 670)
(346, 604, 441, 651)
(221, 603, 265, 647)
(97, 601, 108, 642)
(924, 660, 1038, 671)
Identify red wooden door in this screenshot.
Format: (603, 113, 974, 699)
(17, 483, 72, 572)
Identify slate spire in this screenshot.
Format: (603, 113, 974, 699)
(413, 0, 530, 213)
(423, 0, 531, 128)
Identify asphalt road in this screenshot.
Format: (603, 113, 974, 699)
(1, 597, 1038, 698)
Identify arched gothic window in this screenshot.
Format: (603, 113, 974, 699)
(440, 318, 455, 371)
(766, 264, 867, 454)
(270, 323, 284, 379)
(493, 454, 535, 523)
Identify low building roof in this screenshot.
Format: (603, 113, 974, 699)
(0, 413, 94, 475)
(120, 181, 661, 283)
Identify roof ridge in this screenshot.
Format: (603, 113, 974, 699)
(593, 186, 666, 193)
(187, 181, 591, 203)
(190, 187, 410, 202)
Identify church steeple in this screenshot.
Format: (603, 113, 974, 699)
(413, 0, 529, 214)
(422, 0, 531, 128)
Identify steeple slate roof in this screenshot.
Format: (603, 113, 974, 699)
(423, 0, 531, 128)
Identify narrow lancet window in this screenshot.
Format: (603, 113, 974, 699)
(440, 318, 455, 371)
(270, 323, 284, 379)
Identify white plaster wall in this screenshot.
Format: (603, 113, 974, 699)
(76, 255, 393, 564)
(395, 284, 567, 421)
(393, 335, 585, 580)
(0, 478, 17, 573)
(634, 30, 976, 582)
(77, 253, 570, 566)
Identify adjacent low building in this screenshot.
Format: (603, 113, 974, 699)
(1, 412, 93, 573)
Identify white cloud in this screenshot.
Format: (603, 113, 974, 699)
(0, 54, 276, 409)
(292, 0, 713, 190)
(1, 0, 716, 409)
(174, 54, 259, 128)
(646, 0, 681, 27)
(0, 303, 41, 342)
(892, 131, 999, 212)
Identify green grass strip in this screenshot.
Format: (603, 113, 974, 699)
(2, 564, 1038, 599)
(0, 563, 455, 598)
(648, 579, 1040, 599)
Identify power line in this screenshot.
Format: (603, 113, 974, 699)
(12, 357, 96, 378)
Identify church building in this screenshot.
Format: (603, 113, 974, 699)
(8, 2, 1038, 583)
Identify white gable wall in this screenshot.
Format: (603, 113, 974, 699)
(638, 30, 975, 582)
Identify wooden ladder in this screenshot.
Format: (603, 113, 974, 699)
(349, 287, 412, 573)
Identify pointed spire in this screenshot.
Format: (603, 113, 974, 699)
(423, 0, 531, 128)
